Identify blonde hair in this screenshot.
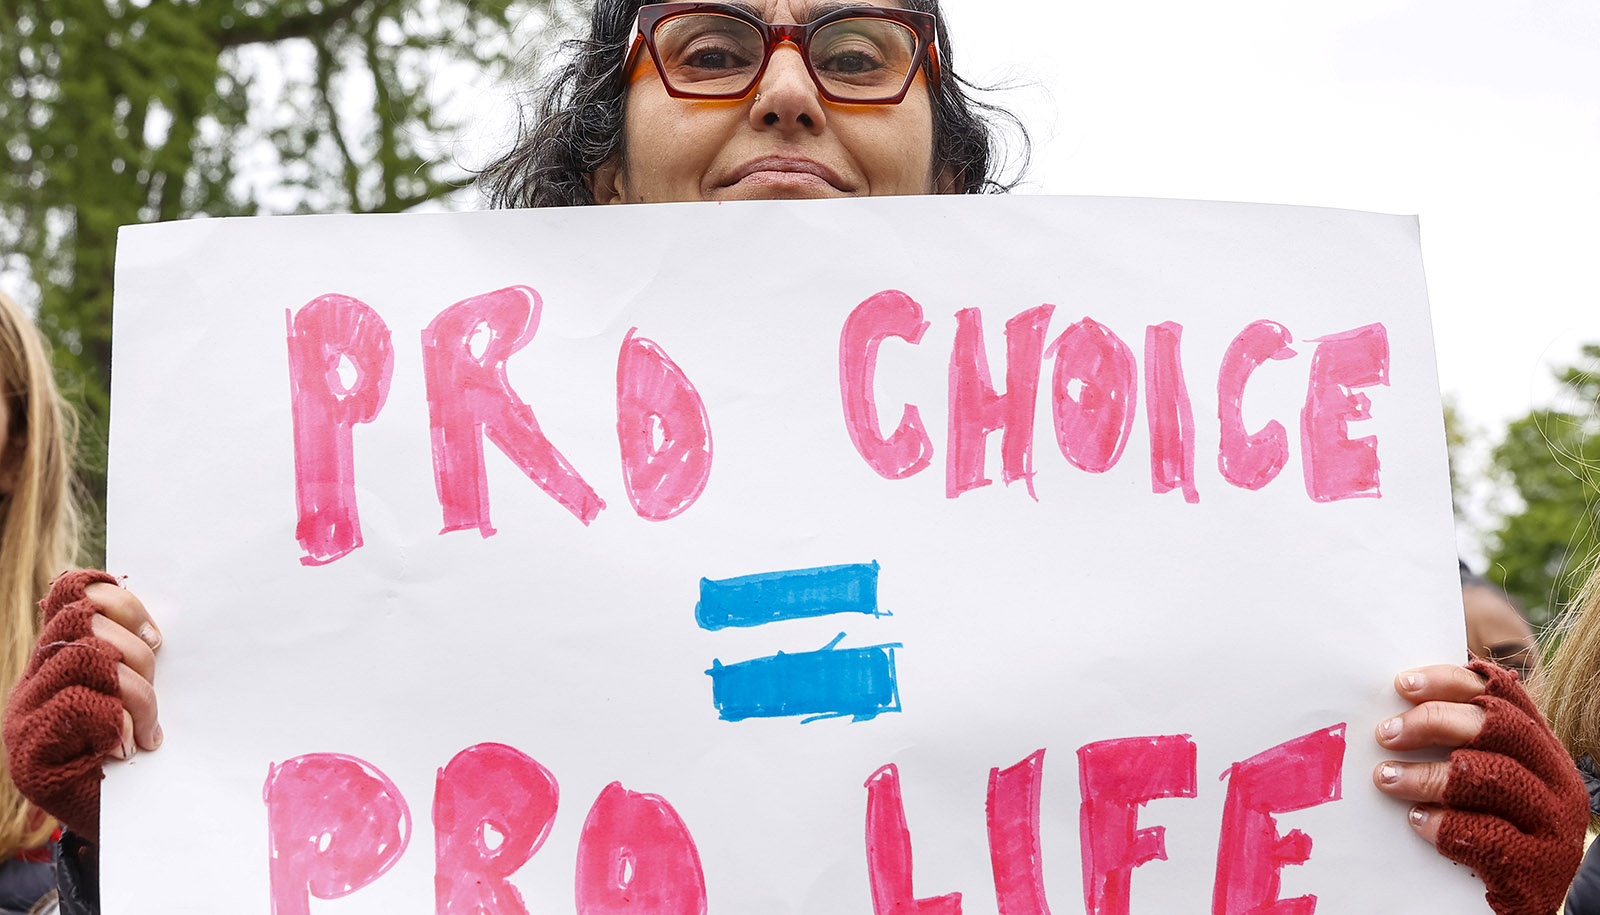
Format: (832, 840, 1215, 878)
(1535, 559, 1600, 794)
(0, 289, 81, 858)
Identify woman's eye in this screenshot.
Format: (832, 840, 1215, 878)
(688, 49, 730, 69)
(681, 41, 751, 71)
(815, 42, 886, 74)
(819, 51, 879, 73)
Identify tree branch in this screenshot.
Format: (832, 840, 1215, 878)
(311, 37, 364, 208)
(357, 171, 476, 213)
(364, 23, 404, 210)
(215, 0, 379, 48)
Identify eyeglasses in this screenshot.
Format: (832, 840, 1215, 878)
(626, 3, 940, 105)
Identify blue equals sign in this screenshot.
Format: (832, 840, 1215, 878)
(698, 562, 901, 724)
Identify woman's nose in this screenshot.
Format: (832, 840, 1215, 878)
(749, 43, 827, 134)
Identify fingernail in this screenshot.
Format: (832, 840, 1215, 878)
(1379, 763, 1402, 785)
(151, 724, 163, 749)
(1409, 806, 1429, 828)
(1380, 717, 1403, 740)
(109, 741, 127, 761)
(1399, 671, 1423, 691)
(138, 623, 161, 649)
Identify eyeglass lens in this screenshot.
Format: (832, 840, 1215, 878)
(652, 13, 920, 101)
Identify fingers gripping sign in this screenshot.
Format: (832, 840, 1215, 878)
(1374, 661, 1589, 915)
(1, 570, 163, 841)
(85, 582, 162, 759)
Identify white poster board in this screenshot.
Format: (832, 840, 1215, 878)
(106, 196, 1481, 913)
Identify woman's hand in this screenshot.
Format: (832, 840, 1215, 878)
(2, 570, 163, 842)
(1372, 660, 1588, 915)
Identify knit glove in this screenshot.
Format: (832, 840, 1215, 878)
(3, 570, 124, 841)
(1435, 658, 1588, 915)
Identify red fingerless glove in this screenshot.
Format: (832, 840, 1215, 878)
(2, 570, 124, 842)
(1435, 658, 1589, 915)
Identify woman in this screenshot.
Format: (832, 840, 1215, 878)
(479, 0, 1019, 205)
(5, 2, 1587, 913)
(0, 289, 83, 914)
(1533, 568, 1600, 913)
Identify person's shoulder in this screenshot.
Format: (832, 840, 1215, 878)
(1568, 835, 1600, 914)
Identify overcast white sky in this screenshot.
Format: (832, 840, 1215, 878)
(930, 0, 1599, 438)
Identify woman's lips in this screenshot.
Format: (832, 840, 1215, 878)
(723, 157, 851, 193)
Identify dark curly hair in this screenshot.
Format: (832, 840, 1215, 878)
(480, 0, 1027, 207)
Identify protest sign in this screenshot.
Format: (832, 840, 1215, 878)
(105, 196, 1482, 912)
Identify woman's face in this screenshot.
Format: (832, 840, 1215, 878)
(593, 0, 943, 203)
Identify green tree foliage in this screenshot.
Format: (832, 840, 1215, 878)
(1, 0, 557, 557)
(1444, 396, 1470, 520)
(1486, 344, 1600, 627)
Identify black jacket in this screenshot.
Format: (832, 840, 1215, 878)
(50, 833, 96, 915)
(1566, 757, 1600, 914)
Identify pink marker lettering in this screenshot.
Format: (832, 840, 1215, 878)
(864, 763, 963, 915)
(948, 306, 1055, 499)
(616, 329, 712, 521)
(434, 743, 559, 915)
(286, 294, 394, 566)
(839, 290, 934, 480)
(1211, 725, 1346, 915)
(574, 782, 707, 915)
(1048, 317, 1137, 474)
(1300, 324, 1388, 502)
(1217, 321, 1296, 490)
(1145, 322, 1199, 503)
(1078, 735, 1198, 915)
(421, 286, 604, 534)
(988, 749, 1052, 915)
(263, 753, 411, 915)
